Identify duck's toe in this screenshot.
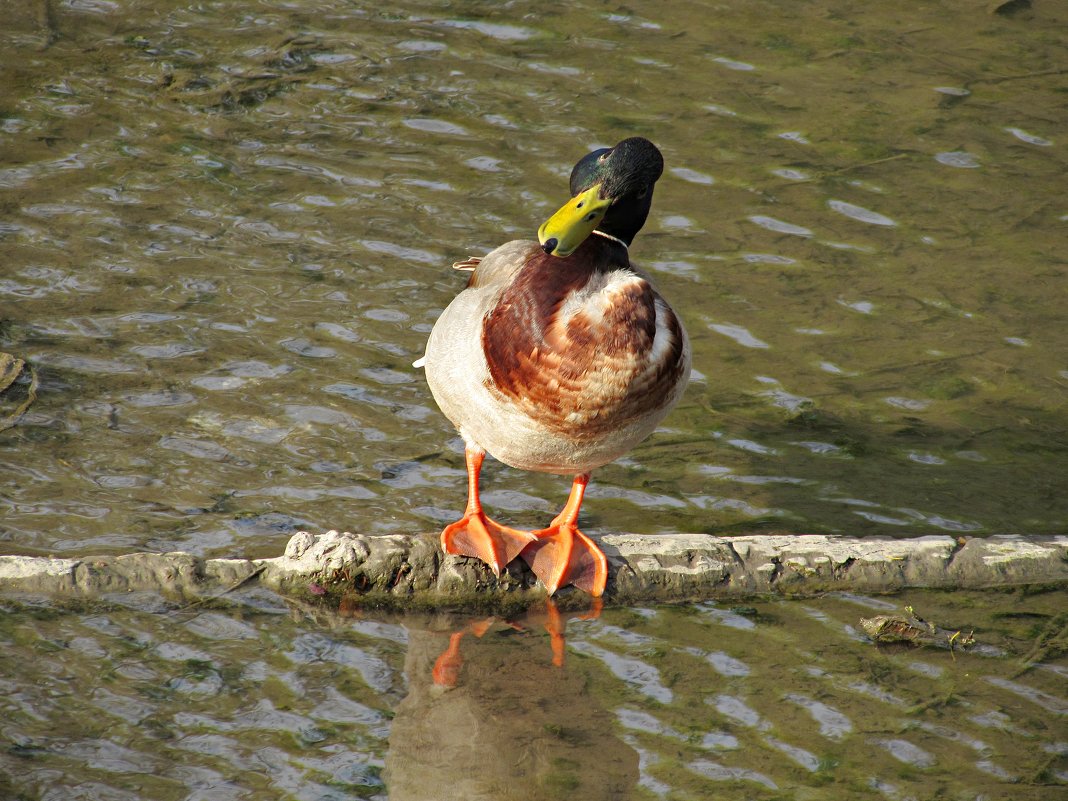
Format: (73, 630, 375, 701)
(521, 523, 608, 597)
(441, 512, 536, 577)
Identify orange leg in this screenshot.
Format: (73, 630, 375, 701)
(432, 631, 466, 687)
(521, 474, 608, 597)
(440, 448, 535, 576)
(431, 618, 495, 687)
(544, 598, 566, 667)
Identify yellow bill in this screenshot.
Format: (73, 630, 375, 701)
(537, 184, 613, 257)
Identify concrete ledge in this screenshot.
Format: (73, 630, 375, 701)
(1, 531, 1065, 607)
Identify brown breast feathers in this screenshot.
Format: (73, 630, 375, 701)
(481, 237, 686, 438)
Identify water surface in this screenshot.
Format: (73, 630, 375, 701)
(1, 588, 1065, 799)
(2, 1, 1066, 556)
(3, 5, 1067, 800)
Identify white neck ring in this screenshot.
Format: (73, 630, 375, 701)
(592, 230, 629, 251)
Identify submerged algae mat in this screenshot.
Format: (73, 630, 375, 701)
(1, 588, 1065, 800)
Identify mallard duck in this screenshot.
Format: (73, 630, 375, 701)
(418, 136, 691, 596)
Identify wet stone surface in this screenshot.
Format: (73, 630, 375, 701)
(2, 531, 1066, 605)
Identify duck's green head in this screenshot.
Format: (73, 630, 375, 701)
(538, 137, 664, 257)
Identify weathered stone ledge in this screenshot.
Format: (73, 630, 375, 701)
(1, 531, 1065, 607)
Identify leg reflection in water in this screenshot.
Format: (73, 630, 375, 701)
(385, 598, 637, 801)
(433, 598, 604, 685)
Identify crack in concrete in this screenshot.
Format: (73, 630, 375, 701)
(724, 540, 746, 567)
(767, 556, 784, 586)
(944, 536, 969, 572)
(834, 556, 856, 580)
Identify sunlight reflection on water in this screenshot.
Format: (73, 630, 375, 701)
(0, 0, 1065, 566)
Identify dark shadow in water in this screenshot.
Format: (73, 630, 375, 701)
(384, 599, 638, 801)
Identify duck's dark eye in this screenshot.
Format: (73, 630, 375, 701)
(598, 151, 610, 163)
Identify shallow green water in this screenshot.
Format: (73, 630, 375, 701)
(0, 1, 1065, 558)
(1, 588, 1065, 800)
(1, 4, 1067, 796)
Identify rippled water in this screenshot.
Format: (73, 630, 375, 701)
(1, 588, 1065, 799)
(1, 1, 1066, 557)
(2, 6, 1067, 794)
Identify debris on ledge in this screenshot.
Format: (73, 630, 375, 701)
(860, 608, 977, 651)
(0, 531, 1066, 608)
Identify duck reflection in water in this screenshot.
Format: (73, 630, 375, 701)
(384, 599, 639, 801)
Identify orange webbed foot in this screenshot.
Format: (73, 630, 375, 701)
(521, 473, 608, 597)
(441, 512, 536, 577)
(441, 446, 536, 576)
(521, 521, 608, 597)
